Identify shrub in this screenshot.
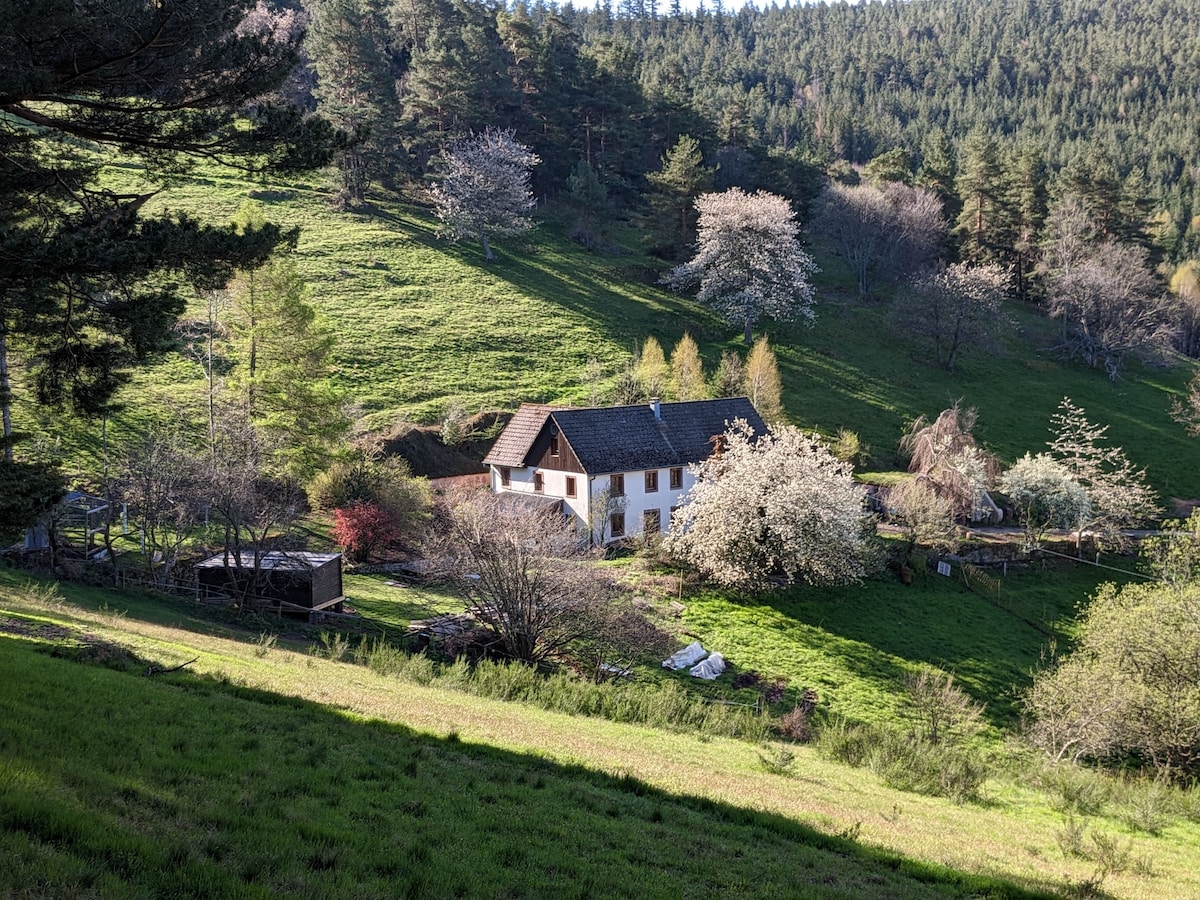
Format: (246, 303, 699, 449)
(333, 501, 402, 562)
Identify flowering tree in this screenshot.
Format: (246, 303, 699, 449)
(899, 403, 997, 520)
(997, 453, 1091, 550)
(1048, 398, 1159, 550)
(429, 128, 539, 260)
(666, 420, 869, 591)
(665, 189, 818, 345)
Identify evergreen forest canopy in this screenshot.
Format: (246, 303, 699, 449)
(298, 0, 1200, 265)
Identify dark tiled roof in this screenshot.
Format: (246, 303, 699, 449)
(553, 398, 764, 474)
(482, 404, 566, 466)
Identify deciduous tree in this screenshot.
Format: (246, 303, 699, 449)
(665, 189, 818, 345)
(666, 420, 868, 592)
(900, 403, 997, 520)
(635, 337, 670, 399)
(898, 262, 1010, 373)
(669, 333, 707, 401)
(742, 337, 784, 421)
(430, 128, 540, 260)
(997, 453, 1091, 551)
(1048, 398, 1159, 550)
(1046, 241, 1173, 380)
(809, 182, 945, 297)
(1024, 579, 1200, 778)
(429, 489, 623, 665)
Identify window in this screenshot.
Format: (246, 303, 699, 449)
(565, 476, 576, 498)
(534, 472, 544, 493)
(643, 509, 662, 534)
(611, 474, 624, 496)
(669, 467, 683, 490)
(549, 434, 560, 457)
(499, 467, 511, 487)
(610, 513, 625, 537)
(645, 470, 659, 493)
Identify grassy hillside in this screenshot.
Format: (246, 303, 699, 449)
(4, 574, 1199, 899)
(25, 161, 1199, 498)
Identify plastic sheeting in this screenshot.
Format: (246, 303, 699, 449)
(662, 641, 707, 670)
(689, 652, 726, 680)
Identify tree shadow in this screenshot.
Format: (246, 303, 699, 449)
(0, 637, 1065, 899)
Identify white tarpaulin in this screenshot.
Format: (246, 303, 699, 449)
(662, 641, 707, 670)
(690, 652, 726, 680)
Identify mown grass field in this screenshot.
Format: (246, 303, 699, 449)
(24, 159, 1199, 500)
(3, 573, 1199, 899)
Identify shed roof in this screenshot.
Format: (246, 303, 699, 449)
(484, 398, 765, 475)
(194, 551, 341, 571)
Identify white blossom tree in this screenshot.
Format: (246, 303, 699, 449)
(1048, 398, 1159, 550)
(666, 420, 868, 592)
(998, 453, 1091, 550)
(429, 128, 540, 261)
(665, 189, 818, 345)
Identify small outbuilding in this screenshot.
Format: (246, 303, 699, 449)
(194, 551, 345, 616)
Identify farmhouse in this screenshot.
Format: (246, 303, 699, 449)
(483, 397, 766, 543)
(194, 551, 345, 616)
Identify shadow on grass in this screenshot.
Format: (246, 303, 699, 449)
(0, 637, 1062, 899)
(738, 561, 1122, 731)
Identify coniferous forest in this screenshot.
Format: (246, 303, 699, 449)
(298, 0, 1200, 265)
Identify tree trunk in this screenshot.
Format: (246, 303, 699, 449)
(743, 319, 753, 346)
(480, 232, 494, 261)
(0, 316, 11, 463)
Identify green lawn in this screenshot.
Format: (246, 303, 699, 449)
(4, 575, 1198, 899)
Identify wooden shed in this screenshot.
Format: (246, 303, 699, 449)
(194, 551, 344, 615)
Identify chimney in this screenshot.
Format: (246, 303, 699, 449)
(650, 397, 661, 420)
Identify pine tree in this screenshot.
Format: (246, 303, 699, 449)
(954, 130, 1007, 265)
(307, 0, 402, 206)
(645, 134, 714, 258)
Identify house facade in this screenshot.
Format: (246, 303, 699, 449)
(482, 397, 766, 543)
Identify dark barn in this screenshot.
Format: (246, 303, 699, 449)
(194, 551, 344, 616)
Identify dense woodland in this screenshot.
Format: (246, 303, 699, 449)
(293, 0, 1200, 262)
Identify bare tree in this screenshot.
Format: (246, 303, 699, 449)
(112, 425, 205, 588)
(898, 262, 1011, 372)
(204, 411, 305, 600)
(900, 403, 997, 521)
(1046, 241, 1174, 380)
(429, 490, 622, 665)
(665, 188, 818, 345)
(429, 128, 540, 261)
(809, 181, 945, 296)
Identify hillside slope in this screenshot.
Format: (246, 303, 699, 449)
(30, 163, 1199, 497)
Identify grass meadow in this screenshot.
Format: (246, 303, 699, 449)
(4, 572, 1200, 899)
(24, 159, 1199, 501)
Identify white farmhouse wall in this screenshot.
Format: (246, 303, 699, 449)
(492, 464, 696, 544)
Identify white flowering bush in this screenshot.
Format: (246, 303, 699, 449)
(666, 420, 869, 591)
